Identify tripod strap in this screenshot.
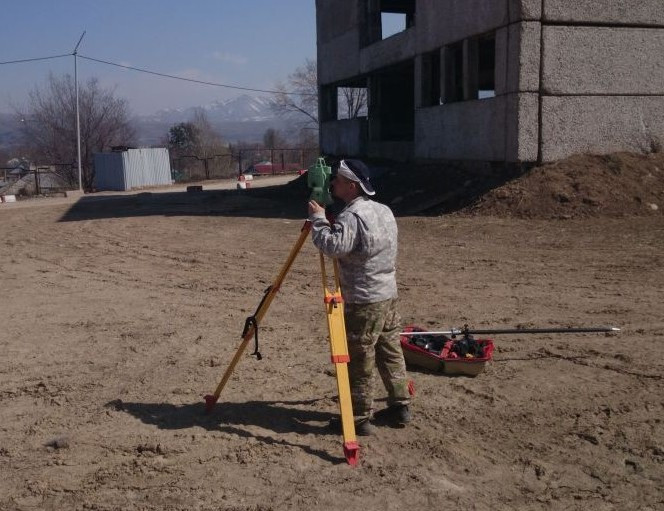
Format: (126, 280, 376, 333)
(242, 316, 261, 360)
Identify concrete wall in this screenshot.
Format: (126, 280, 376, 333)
(360, 28, 417, 74)
(414, 93, 538, 162)
(496, 21, 541, 95)
(543, 1, 664, 26)
(316, 0, 361, 84)
(415, 98, 507, 161)
(317, 0, 545, 86)
(542, 27, 664, 95)
(320, 118, 368, 157)
(541, 25, 664, 160)
(367, 141, 413, 162)
(541, 96, 664, 161)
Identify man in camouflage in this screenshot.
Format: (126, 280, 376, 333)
(307, 159, 411, 435)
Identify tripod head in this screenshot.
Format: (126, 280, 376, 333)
(307, 157, 334, 206)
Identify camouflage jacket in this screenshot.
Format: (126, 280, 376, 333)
(309, 196, 398, 304)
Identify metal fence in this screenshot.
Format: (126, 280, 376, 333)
(170, 147, 320, 183)
(0, 164, 76, 197)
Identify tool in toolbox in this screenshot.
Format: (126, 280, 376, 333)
(400, 324, 620, 376)
(205, 157, 360, 466)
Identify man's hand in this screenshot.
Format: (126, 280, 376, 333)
(308, 200, 325, 216)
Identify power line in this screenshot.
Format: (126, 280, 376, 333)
(79, 54, 316, 96)
(0, 53, 72, 65)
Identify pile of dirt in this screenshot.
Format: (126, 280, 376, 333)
(465, 152, 664, 219)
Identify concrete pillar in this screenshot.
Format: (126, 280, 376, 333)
(367, 76, 381, 141)
(414, 54, 424, 108)
(463, 38, 479, 101)
(320, 85, 338, 122)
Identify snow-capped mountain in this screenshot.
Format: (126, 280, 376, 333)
(133, 94, 289, 145)
(143, 94, 276, 124)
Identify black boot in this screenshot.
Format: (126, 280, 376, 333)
(373, 404, 411, 427)
(328, 417, 375, 436)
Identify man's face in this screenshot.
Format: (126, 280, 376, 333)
(330, 174, 358, 202)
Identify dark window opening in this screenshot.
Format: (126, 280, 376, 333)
(362, 0, 415, 46)
(369, 61, 414, 142)
(444, 42, 464, 104)
(478, 34, 496, 99)
(421, 49, 441, 107)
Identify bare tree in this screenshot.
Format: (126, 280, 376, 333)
(17, 73, 135, 190)
(272, 59, 368, 130)
(262, 128, 286, 149)
(339, 87, 368, 119)
(272, 58, 319, 131)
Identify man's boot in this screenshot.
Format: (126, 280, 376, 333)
(373, 404, 411, 427)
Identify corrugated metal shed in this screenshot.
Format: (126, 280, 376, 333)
(93, 148, 172, 191)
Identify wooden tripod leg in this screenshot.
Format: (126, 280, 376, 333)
(204, 221, 312, 412)
(320, 254, 359, 466)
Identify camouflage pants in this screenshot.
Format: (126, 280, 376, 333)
(344, 298, 410, 421)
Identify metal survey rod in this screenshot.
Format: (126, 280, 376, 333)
(400, 326, 621, 336)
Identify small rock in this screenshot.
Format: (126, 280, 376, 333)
(45, 435, 70, 449)
(648, 203, 658, 211)
(625, 459, 643, 473)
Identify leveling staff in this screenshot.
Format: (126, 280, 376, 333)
(307, 159, 412, 435)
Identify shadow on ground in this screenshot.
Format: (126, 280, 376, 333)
(110, 397, 345, 464)
(58, 162, 521, 222)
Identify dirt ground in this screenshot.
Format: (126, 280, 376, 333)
(1, 163, 663, 510)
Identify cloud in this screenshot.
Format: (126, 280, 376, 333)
(212, 51, 247, 65)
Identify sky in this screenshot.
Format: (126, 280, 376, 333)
(0, 0, 318, 115)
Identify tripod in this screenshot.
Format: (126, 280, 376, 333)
(204, 221, 359, 466)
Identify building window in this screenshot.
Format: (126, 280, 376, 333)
(421, 49, 441, 107)
(443, 32, 496, 104)
(338, 87, 368, 120)
(444, 42, 464, 104)
(362, 0, 416, 46)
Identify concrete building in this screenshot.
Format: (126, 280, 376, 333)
(316, 0, 664, 163)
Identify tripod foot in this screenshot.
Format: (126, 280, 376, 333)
(204, 394, 217, 413)
(343, 441, 360, 467)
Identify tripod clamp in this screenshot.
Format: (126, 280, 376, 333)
(242, 285, 275, 361)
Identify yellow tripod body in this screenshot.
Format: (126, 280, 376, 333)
(204, 221, 359, 466)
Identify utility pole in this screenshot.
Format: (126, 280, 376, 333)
(73, 31, 86, 192)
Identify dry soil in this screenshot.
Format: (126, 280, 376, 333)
(0, 164, 663, 510)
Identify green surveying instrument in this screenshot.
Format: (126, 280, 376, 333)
(307, 157, 334, 206)
(205, 157, 361, 466)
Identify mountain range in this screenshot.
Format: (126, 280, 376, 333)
(133, 94, 294, 146)
(0, 94, 301, 151)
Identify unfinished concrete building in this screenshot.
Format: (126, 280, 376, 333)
(316, 1, 664, 164)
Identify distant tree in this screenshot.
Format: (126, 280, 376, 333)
(272, 59, 367, 132)
(0, 148, 12, 168)
(17, 73, 135, 190)
(272, 59, 319, 131)
(262, 128, 286, 149)
(168, 109, 232, 179)
(168, 122, 199, 158)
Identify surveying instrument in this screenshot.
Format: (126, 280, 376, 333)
(205, 158, 361, 466)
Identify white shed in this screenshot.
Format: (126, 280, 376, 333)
(94, 148, 172, 191)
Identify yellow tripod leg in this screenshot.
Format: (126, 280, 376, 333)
(205, 222, 312, 412)
(320, 254, 359, 466)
